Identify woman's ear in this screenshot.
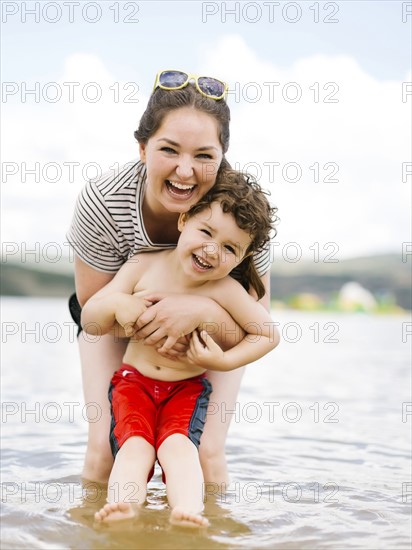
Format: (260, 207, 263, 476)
(177, 213, 187, 232)
(139, 142, 147, 163)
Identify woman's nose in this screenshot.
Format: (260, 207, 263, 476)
(175, 158, 194, 180)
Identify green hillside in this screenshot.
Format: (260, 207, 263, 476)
(1, 263, 75, 297)
(270, 253, 411, 310)
(1, 254, 411, 310)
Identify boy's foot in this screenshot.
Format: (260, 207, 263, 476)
(94, 502, 138, 524)
(169, 507, 209, 528)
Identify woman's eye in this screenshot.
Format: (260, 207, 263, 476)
(224, 245, 235, 254)
(161, 147, 177, 154)
(200, 229, 212, 236)
(197, 153, 213, 160)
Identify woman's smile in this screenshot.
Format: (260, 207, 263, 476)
(139, 107, 223, 214)
(165, 179, 196, 199)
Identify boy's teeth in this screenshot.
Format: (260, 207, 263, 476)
(169, 180, 194, 190)
(195, 254, 212, 268)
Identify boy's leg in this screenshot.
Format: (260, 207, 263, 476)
(157, 434, 209, 527)
(79, 334, 128, 483)
(199, 367, 245, 488)
(95, 436, 155, 523)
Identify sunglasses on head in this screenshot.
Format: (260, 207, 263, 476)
(153, 70, 228, 100)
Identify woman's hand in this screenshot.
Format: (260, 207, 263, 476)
(134, 293, 207, 355)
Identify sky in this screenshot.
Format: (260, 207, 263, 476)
(1, 0, 411, 270)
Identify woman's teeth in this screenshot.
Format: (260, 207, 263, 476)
(169, 180, 194, 190)
(166, 180, 195, 195)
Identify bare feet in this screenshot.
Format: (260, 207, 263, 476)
(169, 506, 209, 528)
(94, 502, 139, 524)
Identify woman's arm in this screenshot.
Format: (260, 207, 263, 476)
(79, 256, 147, 336)
(74, 255, 116, 307)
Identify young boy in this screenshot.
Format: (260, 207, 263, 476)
(81, 171, 280, 528)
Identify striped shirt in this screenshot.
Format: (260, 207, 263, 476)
(66, 160, 271, 279)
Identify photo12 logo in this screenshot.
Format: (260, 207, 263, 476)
(226, 81, 340, 104)
(201, 2, 340, 24)
(1, 2, 140, 24)
(203, 480, 340, 504)
(1, 81, 141, 104)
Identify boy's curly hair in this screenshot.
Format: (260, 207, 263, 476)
(186, 170, 278, 299)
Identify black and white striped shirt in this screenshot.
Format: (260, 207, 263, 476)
(66, 160, 271, 279)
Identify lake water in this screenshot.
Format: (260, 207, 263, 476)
(1, 297, 411, 549)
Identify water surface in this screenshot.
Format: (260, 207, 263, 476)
(1, 298, 411, 549)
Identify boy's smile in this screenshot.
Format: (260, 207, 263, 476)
(192, 253, 214, 272)
(177, 202, 253, 282)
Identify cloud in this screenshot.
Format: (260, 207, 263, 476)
(2, 42, 410, 262)
(200, 35, 410, 259)
(2, 53, 147, 247)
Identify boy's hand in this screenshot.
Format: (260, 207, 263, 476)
(114, 295, 147, 337)
(156, 334, 190, 359)
(186, 330, 227, 369)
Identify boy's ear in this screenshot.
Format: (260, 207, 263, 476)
(139, 142, 146, 163)
(177, 213, 187, 232)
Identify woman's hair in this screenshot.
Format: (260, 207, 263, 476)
(134, 85, 231, 172)
(186, 171, 278, 300)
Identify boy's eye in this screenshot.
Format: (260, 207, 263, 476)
(200, 229, 212, 236)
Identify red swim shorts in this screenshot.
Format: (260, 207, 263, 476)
(108, 364, 213, 458)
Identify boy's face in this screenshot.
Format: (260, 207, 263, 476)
(177, 202, 252, 282)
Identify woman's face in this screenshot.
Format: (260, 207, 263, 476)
(139, 107, 224, 214)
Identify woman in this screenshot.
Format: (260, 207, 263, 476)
(67, 70, 271, 488)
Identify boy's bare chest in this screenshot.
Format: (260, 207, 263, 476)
(131, 255, 217, 299)
(132, 258, 187, 295)
(134, 268, 181, 294)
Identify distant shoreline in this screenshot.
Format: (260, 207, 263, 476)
(1, 253, 411, 311)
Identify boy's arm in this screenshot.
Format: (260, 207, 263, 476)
(187, 278, 279, 371)
(81, 257, 146, 336)
(82, 292, 147, 336)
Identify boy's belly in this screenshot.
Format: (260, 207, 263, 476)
(122, 342, 206, 381)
